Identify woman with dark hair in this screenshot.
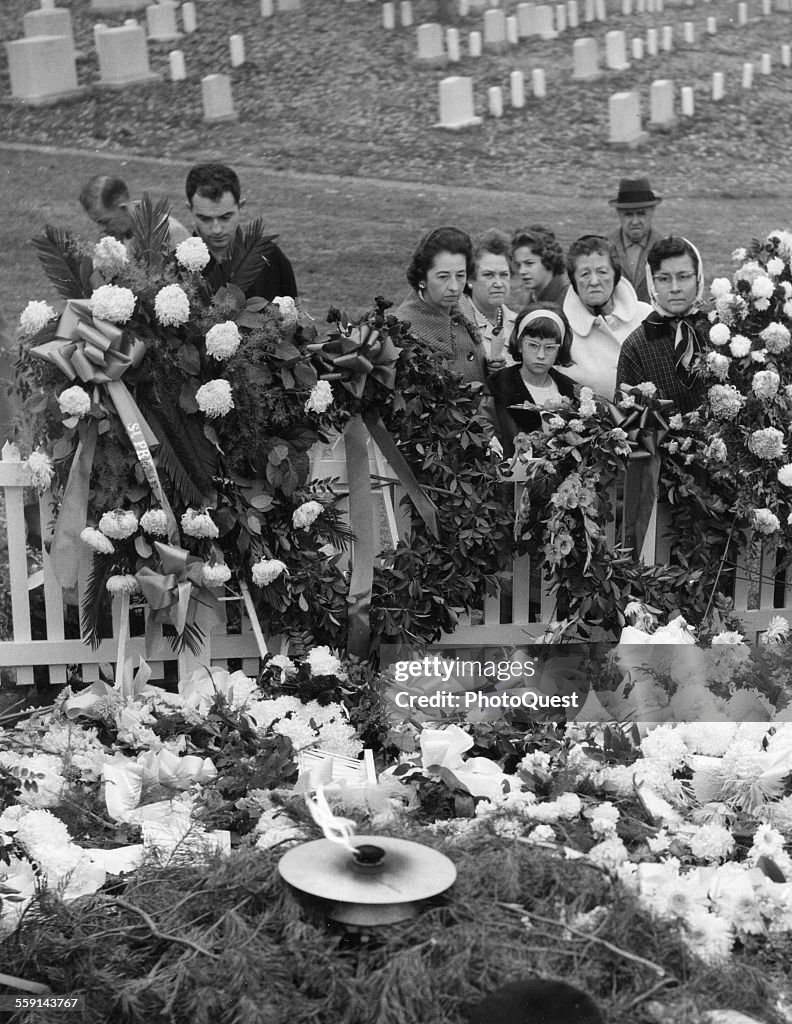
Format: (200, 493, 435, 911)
(395, 226, 487, 384)
(511, 225, 569, 305)
(485, 303, 577, 459)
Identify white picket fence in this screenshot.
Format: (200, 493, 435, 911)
(1, 439, 790, 686)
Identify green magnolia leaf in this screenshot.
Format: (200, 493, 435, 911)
(178, 380, 199, 414)
(246, 513, 262, 535)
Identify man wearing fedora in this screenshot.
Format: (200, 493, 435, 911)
(608, 177, 663, 304)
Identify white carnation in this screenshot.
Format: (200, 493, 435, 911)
(709, 278, 732, 299)
(91, 284, 136, 324)
(80, 527, 115, 555)
(272, 296, 298, 326)
(767, 256, 785, 277)
(729, 335, 751, 358)
(154, 284, 190, 327)
(304, 380, 334, 414)
(196, 379, 234, 418)
(305, 645, 344, 677)
(140, 509, 169, 536)
(180, 509, 219, 539)
(251, 558, 287, 587)
(205, 321, 241, 360)
(98, 509, 138, 539)
(106, 574, 140, 595)
(752, 508, 780, 535)
(19, 300, 56, 337)
(57, 386, 91, 418)
(292, 500, 324, 530)
(760, 322, 791, 353)
(175, 236, 211, 272)
(708, 323, 731, 347)
(25, 450, 54, 491)
(92, 236, 129, 276)
(201, 563, 232, 587)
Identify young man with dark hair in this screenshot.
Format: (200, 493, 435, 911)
(184, 162, 298, 301)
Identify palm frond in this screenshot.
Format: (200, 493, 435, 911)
(31, 225, 87, 299)
(163, 621, 205, 655)
(142, 402, 218, 507)
(217, 218, 278, 295)
(80, 553, 116, 649)
(129, 194, 172, 270)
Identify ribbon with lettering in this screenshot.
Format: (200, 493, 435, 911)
(135, 541, 222, 649)
(32, 299, 177, 587)
(308, 324, 440, 658)
(606, 388, 675, 559)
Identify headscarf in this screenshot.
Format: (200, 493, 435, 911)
(643, 236, 706, 374)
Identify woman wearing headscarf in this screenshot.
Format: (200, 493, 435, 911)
(615, 235, 708, 413)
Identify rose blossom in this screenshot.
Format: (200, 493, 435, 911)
(752, 508, 780, 535)
(292, 500, 324, 530)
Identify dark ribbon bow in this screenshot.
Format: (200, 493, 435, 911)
(136, 541, 222, 639)
(307, 323, 401, 399)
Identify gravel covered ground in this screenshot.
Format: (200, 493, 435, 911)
(2, 0, 792, 199)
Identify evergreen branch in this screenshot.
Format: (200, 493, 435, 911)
(31, 225, 87, 300)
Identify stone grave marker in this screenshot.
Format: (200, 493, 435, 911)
(762, 0, 772, 13)
(594, 0, 605, 19)
(532, 67, 546, 96)
(632, 36, 644, 59)
(622, 0, 632, 13)
(608, 91, 647, 146)
(706, 16, 716, 33)
(507, 15, 520, 43)
(646, 26, 658, 56)
(382, 2, 395, 28)
(583, 0, 594, 20)
(517, 3, 537, 36)
(510, 68, 525, 106)
(656, 0, 663, 10)
(606, 30, 630, 70)
(737, 2, 748, 24)
(488, 85, 503, 117)
(649, 78, 675, 128)
(5, 34, 85, 104)
(146, 3, 182, 42)
(96, 22, 160, 86)
(535, 6, 557, 37)
(446, 26, 461, 60)
(22, 7, 74, 48)
(469, 30, 482, 55)
(567, 0, 579, 27)
(417, 23, 446, 63)
(435, 76, 482, 128)
(647, 0, 655, 12)
(635, 0, 645, 12)
(229, 33, 245, 66)
(91, 0, 148, 12)
(572, 36, 601, 79)
(202, 72, 237, 121)
(782, 43, 791, 66)
(680, 85, 693, 114)
(556, 4, 567, 32)
(261, 0, 273, 14)
(483, 9, 507, 48)
(712, 70, 724, 99)
(459, 0, 469, 13)
(683, 21, 693, 43)
(169, 48, 185, 79)
(182, 1, 196, 31)
(661, 25, 673, 50)
(776, 0, 791, 9)
(760, 52, 771, 73)
(401, 1, 413, 27)
(742, 61, 753, 87)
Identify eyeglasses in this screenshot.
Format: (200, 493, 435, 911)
(653, 272, 696, 286)
(522, 341, 560, 355)
(576, 268, 613, 282)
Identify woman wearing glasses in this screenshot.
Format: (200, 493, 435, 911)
(485, 304, 577, 459)
(562, 235, 652, 399)
(615, 236, 708, 413)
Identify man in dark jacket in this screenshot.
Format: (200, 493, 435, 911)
(607, 177, 663, 304)
(185, 163, 297, 301)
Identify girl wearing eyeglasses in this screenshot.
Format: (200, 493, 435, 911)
(485, 304, 577, 459)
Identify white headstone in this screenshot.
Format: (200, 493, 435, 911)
(656, 0, 663, 10)
(605, 30, 629, 70)
(91, 0, 148, 12)
(621, 0, 632, 13)
(567, 0, 579, 26)
(229, 33, 245, 66)
(554, 4, 566, 31)
(706, 15, 716, 32)
(608, 91, 647, 146)
(646, 27, 658, 56)
(182, 1, 196, 31)
(5, 34, 84, 104)
(683, 21, 693, 43)
(583, 0, 594, 20)
(436, 75, 483, 127)
(594, 0, 605, 19)
(737, 2, 748, 24)
(146, 2, 181, 41)
(96, 22, 159, 85)
(646, 0, 655, 11)
(202, 72, 236, 120)
(400, 1, 413, 26)
(760, 52, 771, 73)
(417, 22, 446, 62)
(383, 2, 395, 28)
(276, 0, 301, 10)
(535, 6, 557, 37)
(459, 0, 469, 13)
(532, 67, 546, 96)
(680, 85, 693, 115)
(661, 25, 672, 51)
(41, 0, 56, 7)
(510, 68, 525, 106)
(22, 8, 74, 48)
(260, 0, 273, 15)
(488, 85, 503, 117)
(742, 61, 753, 87)
(469, 29, 482, 54)
(649, 78, 675, 127)
(483, 8, 507, 47)
(517, 3, 537, 35)
(782, 43, 791, 67)
(168, 48, 185, 79)
(635, 0, 645, 11)
(572, 36, 601, 78)
(712, 70, 724, 99)
(632, 36, 644, 59)
(762, 0, 772, 13)
(446, 26, 461, 60)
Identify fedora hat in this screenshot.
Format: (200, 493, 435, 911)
(608, 177, 663, 209)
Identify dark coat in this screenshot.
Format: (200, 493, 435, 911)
(486, 364, 577, 458)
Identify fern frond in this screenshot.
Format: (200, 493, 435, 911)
(129, 194, 172, 270)
(31, 225, 87, 300)
(80, 553, 116, 649)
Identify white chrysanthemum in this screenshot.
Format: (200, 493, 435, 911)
(752, 369, 780, 400)
(196, 379, 234, 418)
(91, 284, 136, 324)
(305, 645, 344, 677)
(529, 824, 555, 843)
(748, 426, 786, 460)
(751, 509, 780, 536)
(80, 527, 114, 555)
(154, 284, 190, 327)
(706, 352, 730, 380)
(25, 450, 54, 491)
(292, 500, 324, 530)
(57, 385, 91, 418)
(317, 717, 363, 757)
(703, 437, 727, 463)
(760, 322, 791, 353)
(175, 236, 211, 272)
(251, 557, 287, 587)
(140, 509, 169, 536)
(274, 715, 317, 750)
(767, 256, 785, 278)
(19, 300, 57, 337)
(683, 910, 734, 964)
(304, 380, 334, 414)
(641, 726, 689, 769)
(205, 321, 241, 360)
(751, 274, 775, 301)
(180, 509, 219, 539)
(709, 277, 733, 299)
(271, 295, 298, 326)
(586, 801, 620, 837)
(106, 574, 140, 595)
(784, 299, 792, 319)
(13, 808, 71, 852)
(92, 235, 129, 276)
(762, 615, 790, 644)
(729, 334, 752, 358)
(750, 349, 766, 363)
(712, 629, 746, 645)
(588, 837, 629, 870)
(201, 563, 232, 587)
(768, 230, 792, 261)
(732, 247, 748, 263)
(708, 323, 731, 347)
(782, 281, 792, 299)
(98, 509, 138, 539)
(749, 823, 786, 862)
